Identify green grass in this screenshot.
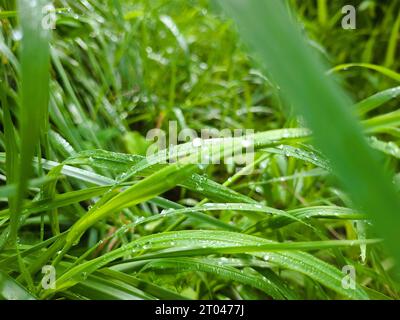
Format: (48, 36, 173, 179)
(0, 0, 400, 300)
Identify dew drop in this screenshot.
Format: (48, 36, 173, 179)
(12, 29, 23, 41)
(199, 62, 208, 70)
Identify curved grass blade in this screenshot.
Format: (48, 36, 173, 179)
(363, 109, 400, 134)
(330, 63, 400, 82)
(368, 137, 400, 159)
(47, 231, 372, 299)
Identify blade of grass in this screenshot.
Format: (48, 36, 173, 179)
(356, 86, 400, 115)
(384, 11, 400, 68)
(330, 63, 400, 82)
(9, 0, 51, 245)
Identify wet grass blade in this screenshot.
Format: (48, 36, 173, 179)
(330, 63, 400, 82)
(356, 86, 400, 115)
(47, 230, 372, 299)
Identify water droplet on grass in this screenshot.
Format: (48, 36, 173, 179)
(12, 29, 23, 41)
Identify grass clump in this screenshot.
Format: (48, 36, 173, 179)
(0, 0, 400, 300)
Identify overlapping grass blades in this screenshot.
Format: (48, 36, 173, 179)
(40, 230, 372, 299)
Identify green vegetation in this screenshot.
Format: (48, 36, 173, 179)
(0, 0, 400, 300)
